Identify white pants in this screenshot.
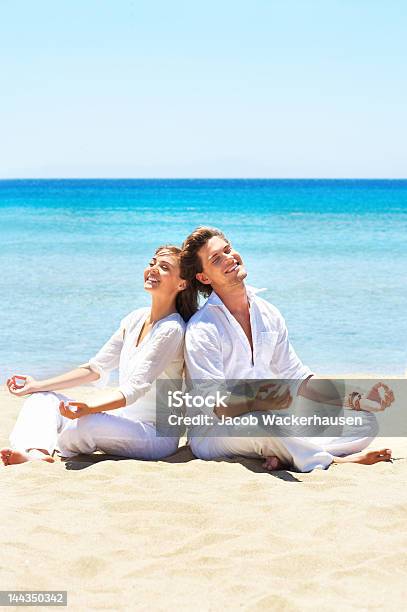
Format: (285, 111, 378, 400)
(189, 422, 374, 472)
(9, 392, 179, 461)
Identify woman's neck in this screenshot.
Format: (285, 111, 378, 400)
(148, 296, 177, 324)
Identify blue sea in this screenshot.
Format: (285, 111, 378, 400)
(1, 179, 406, 379)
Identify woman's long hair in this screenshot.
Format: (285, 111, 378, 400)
(154, 245, 198, 322)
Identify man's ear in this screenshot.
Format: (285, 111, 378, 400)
(178, 280, 187, 291)
(196, 272, 211, 285)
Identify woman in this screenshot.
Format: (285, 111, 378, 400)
(1, 245, 197, 466)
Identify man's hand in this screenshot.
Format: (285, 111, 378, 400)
(59, 401, 92, 420)
(252, 382, 292, 411)
(7, 375, 39, 397)
(358, 382, 395, 412)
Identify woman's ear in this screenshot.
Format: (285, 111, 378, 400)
(178, 279, 187, 291)
(196, 272, 211, 285)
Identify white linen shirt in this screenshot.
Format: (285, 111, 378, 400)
(184, 286, 313, 421)
(81, 308, 185, 423)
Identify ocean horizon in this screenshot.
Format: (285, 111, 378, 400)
(1, 179, 406, 378)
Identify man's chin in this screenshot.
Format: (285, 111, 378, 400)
(227, 268, 247, 286)
(237, 267, 247, 282)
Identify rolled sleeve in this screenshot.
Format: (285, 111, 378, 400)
(80, 314, 130, 387)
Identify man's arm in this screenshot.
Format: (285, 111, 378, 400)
(298, 378, 395, 412)
(268, 307, 394, 412)
(270, 314, 314, 383)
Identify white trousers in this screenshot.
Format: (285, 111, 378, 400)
(9, 392, 179, 461)
(189, 423, 374, 472)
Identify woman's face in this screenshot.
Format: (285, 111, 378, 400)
(144, 250, 186, 296)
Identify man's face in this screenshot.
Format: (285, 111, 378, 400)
(196, 235, 247, 291)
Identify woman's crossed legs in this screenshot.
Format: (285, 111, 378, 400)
(1, 392, 178, 465)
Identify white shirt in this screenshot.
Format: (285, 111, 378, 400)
(184, 286, 313, 421)
(82, 308, 185, 423)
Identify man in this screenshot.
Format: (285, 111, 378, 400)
(180, 226, 393, 472)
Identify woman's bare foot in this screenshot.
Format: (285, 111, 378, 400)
(333, 448, 392, 466)
(1, 447, 55, 466)
(262, 455, 283, 471)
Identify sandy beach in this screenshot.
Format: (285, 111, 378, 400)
(1, 384, 407, 611)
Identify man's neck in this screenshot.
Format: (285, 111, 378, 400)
(213, 281, 253, 359)
(212, 282, 249, 315)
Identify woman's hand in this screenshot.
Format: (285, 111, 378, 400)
(7, 375, 39, 397)
(59, 401, 92, 420)
(59, 391, 125, 419)
(358, 382, 395, 412)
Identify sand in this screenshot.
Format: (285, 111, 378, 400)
(1, 384, 407, 611)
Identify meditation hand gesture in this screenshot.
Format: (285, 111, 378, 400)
(349, 382, 395, 412)
(7, 375, 39, 397)
(253, 382, 292, 411)
(362, 382, 395, 412)
(59, 401, 92, 420)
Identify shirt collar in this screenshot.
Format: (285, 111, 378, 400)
(207, 285, 267, 307)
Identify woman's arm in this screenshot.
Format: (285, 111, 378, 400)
(60, 322, 185, 419)
(59, 389, 126, 419)
(7, 313, 132, 398)
(7, 367, 100, 397)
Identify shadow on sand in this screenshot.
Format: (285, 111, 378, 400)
(62, 444, 302, 482)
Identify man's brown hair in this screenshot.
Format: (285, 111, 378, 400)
(180, 227, 229, 297)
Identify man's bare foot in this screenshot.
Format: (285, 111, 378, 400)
(333, 448, 392, 466)
(262, 455, 283, 471)
(1, 447, 55, 466)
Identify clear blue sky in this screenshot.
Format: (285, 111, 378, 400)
(1, 0, 406, 178)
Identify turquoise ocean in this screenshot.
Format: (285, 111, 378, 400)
(1, 179, 406, 379)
